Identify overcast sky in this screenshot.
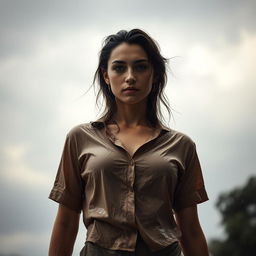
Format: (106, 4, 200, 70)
(0, 0, 255, 255)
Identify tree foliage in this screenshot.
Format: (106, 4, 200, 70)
(209, 176, 256, 256)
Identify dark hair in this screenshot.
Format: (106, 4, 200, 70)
(93, 28, 171, 128)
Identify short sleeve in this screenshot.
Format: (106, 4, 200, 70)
(48, 131, 84, 213)
(173, 141, 209, 211)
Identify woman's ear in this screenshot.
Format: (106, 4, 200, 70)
(102, 69, 110, 85)
(151, 69, 157, 84)
(153, 75, 158, 84)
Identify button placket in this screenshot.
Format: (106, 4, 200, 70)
(126, 158, 136, 224)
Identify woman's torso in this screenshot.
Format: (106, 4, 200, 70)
(105, 122, 162, 158)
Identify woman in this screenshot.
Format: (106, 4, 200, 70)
(48, 29, 209, 256)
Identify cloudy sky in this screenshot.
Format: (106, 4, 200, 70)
(0, 0, 255, 255)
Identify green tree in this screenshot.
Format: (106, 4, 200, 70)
(209, 176, 256, 256)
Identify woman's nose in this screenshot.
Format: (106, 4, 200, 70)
(125, 68, 136, 84)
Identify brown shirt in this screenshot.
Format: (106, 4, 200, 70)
(49, 120, 208, 252)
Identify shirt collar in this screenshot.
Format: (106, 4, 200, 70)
(90, 118, 171, 132)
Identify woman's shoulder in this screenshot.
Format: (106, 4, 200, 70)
(65, 122, 96, 138)
(168, 128, 196, 148)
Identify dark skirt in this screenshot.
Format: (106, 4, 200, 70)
(79, 233, 182, 256)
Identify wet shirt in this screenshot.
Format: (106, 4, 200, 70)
(48, 120, 209, 252)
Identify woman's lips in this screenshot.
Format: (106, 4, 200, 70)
(122, 87, 138, 91)
(122, 88, 138, 94)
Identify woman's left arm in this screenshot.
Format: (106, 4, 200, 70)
(174, 205, 209, 256)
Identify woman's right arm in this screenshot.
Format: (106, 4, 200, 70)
(48, 204, 81, 256)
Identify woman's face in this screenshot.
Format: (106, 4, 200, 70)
(103, 43, 154, 106)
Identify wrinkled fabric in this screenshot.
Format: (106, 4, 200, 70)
(49, 119, 208, 252)
(79, 232, 182, 256)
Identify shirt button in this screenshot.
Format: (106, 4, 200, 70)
(130, 159, 135, 166)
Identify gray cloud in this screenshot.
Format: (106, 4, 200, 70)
(1, 0, 256, 59)
(0, 182, 52, 234)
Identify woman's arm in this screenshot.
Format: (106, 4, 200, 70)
(48, 204, 80, 256)
(174, 205, 209, 256)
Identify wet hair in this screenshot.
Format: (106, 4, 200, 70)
(93, 28, 171, 128)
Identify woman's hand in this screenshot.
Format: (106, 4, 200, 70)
(48, 204, 81, 256)
(174, 205, 209, 256)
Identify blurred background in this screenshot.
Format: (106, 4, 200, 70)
(0, 0, 255, 255)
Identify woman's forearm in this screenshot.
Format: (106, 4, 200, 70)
(174, 206, 209, 256)
(48, 216, 79, 256)
(179, 230, 209, 256)
(49, 207, 79, 256)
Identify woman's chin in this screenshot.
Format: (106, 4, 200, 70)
(115, 95, 148, 106)
(117, 99, 145, 106)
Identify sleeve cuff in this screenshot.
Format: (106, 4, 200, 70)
(48, 188, 82, 213)
(173, 186, 209, 211)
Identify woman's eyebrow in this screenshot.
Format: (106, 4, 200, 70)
(111, 60, 125, 64)
(134, 59, 149, 64)
(111, 59, 149, 64)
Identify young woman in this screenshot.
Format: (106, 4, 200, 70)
(48, 29, 209, 256)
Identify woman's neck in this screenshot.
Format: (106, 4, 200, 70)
(113, 100, 148, 128)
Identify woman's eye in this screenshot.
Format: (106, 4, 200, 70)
(113, 65, 125, 72)
(135, 65, 148, 71)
